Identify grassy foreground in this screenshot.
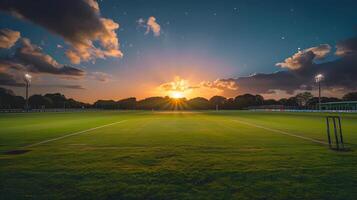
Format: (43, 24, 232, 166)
(0, 111, 357, 199)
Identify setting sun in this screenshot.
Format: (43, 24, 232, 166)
(170, 91, 185, 99)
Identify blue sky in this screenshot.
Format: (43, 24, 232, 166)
(1, 0, 357, 102)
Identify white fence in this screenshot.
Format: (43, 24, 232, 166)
(250, 109, 357, 113)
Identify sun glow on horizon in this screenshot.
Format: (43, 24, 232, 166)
(158, 76, 192, 98)
(156, 76, 224, 100)
(170, 91, 185, 99)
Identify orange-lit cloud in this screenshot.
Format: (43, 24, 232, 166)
(157, 76, 198, 98)
(276, 44, 331, 70)
(138, 16, 161, 36)
(201, 79, 239, 91)
(0, 0, 123, 64)
(146, 16, 161, 36)
(0, 28, 20, 49)
(156, 76, 239, 99)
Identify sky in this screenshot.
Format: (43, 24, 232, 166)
(0, 0, 357, 103)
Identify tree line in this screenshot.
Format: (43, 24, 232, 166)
(1, 87, 357, 110)
(0, 87, 90, 109)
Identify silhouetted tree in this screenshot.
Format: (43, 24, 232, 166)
(222, 98, 236, 109)
(307, 97, 341, 107)
(29, 94, 53, 109)
(44, 93, 67, 108)
(343, 92, 357, 101)
(264, 99, 279, 105)
(282, 97, 299, 107)
(295, 92, 313, 107)
(209, 96, 227, 109)
(94, 100, 117, 109)
(5, 86, 357, 111)
(0, 87, 25, 109)
(234, 94, 264, 109)
(117, 97, 136, 109)
(136, 97, 171, 110)
(66, 98, 88, 108)
(187, 97, 211, 110)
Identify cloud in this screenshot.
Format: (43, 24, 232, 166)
(146, 17, 161, 36)
(0, 28, 20, 49)
(36, 84, 85, 90)
(65, 50, 81, 65)
(10, 38, 85, 76)
(1, 36, 112, 88)
(201, 71, 303, 96)
(276, 44, 331, 70)
(202, 38, 357, 97)
(0, 59, 22, 72)
(335, 37, 357, 57)
(0, 71, 24, 87)
(159, 76, 198, 92)
(201, 79, 239, 91)
(89, 71, 112, 82)
(0, 37, 85, 87)
(0, 70, 85, 89)
(0, 0, 122, 64)
(138, 16, 161, 36)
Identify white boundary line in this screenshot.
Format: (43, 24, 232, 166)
(231, 119, 328, 145)
(24, 120, 128, 148)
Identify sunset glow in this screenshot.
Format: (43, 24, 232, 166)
(170, 91, 185, 99)
(1, 1, 357, 199)
(157, 76, 194, 98)
(0, 0, 356, 103)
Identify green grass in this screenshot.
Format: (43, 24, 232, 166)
(1, 111, 357, 200)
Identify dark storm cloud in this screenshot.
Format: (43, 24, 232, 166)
(0, 0, 122, 64)
(0, 71, 84, 89)
(58, 85, 85, 90)
(0, 28, 20, 49)
(36, 84, 85, 90)
(0, 37, 85, 87)
(0, 71, 24, 87)
(2, 38, 85, 76)
(336, 37, 357, 57)
(313, 57, 357, 91)
(204, 71, 305, 95)
(204, 37, 357, 95)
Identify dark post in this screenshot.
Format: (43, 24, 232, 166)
(318, 81, 321, 110)
(24, 74, 31, 112)
(332, 118, 339, 150)
(326, 117, 332, 148)
(25, 81, 29, 112)
(337, 117, 344, 149)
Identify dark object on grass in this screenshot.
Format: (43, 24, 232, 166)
(4, 149, 31, 155)
(326, 116, 345, 150)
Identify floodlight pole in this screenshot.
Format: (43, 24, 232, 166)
(24, 74, 32, 112)
(318, 81, 321, 111)
(315, 74, 324, 111)
(25, 80, 29, 112)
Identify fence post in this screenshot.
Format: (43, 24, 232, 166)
(326, 117, 332, 148)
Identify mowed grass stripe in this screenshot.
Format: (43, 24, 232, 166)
(231, 119, 328, 145)
(24, 120, 128, 148)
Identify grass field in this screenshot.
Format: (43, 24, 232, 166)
(1, 111, 357, 200)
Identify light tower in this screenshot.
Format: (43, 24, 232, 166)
(24, 73, 32, 112)
(315, 74, 324, 110)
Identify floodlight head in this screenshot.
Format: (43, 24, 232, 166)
(24, 73, 32, 83)
(315, 74, 324, 83)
